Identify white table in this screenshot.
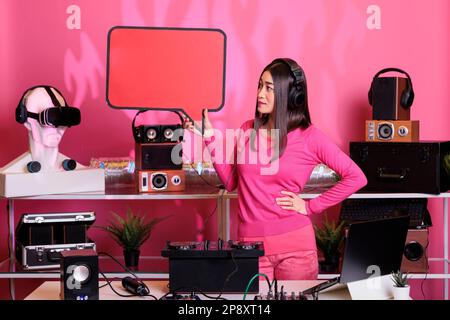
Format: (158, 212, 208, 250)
(25, 280, 351, 300)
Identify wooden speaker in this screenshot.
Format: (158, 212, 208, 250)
(401, 229, 428, 273)
(138, 169, 185, 193)
(365, 120, 419, 142)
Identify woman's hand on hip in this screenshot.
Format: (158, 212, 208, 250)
(276, 191, 308, 215)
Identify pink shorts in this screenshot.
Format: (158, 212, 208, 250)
(241, 224, 319, 280)
(258, 250, 318, 280)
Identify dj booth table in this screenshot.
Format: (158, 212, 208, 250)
(25, 280, 351, 300)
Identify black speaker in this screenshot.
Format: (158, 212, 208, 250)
(60, 249, 99, 300)
(135, 142, 183, 170)
(134, 125, 161, 143)
(350, 141, 450, 194)
(368, 68, 414, 120)
(160, 124, 184, 143)
(371, 77, 411, 120)
(134, 124, 183, 143)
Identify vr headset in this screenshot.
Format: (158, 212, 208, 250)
(16, 85, 81, 127)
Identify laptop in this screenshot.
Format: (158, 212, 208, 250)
(303, 215, 410, 297)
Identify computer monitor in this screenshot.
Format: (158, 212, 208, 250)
(340, 215, 410, 283)
(304, 215, 410, 296)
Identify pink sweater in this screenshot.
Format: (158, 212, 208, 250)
(205, 120, 367, 238)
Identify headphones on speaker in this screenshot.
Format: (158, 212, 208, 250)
(270, 58, 306, 108)
(368, 68, 415, 108)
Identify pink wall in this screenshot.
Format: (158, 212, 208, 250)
(1, 0, 449, 299)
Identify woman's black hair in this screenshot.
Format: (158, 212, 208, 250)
(252, 59, 312, 158)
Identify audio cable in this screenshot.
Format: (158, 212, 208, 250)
(97, 252, 157, 300)
(215, 251, 239, 300)
(159, 286, 227, 300)
(420, 228, 430, 299)
(243, 273, 272, 300)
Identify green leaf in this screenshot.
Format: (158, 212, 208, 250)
(314, 214, 346, 259)
(95, 208, 173, 251)
(391, 270, 409, 287)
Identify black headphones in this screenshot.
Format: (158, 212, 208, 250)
(270, 58, 306, 108)
(16, 85, 68, 124)
(368, 68, 415, 108)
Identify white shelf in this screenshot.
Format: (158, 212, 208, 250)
(223, 190, 450, 199)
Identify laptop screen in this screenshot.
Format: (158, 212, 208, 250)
(340, 216, 410, 283)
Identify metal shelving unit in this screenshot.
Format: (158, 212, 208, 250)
(1, 184, 224, 299)
(2, 186, 449, 299)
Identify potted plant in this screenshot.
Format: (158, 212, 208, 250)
(314, 215, 346, 273)
(391, 270, 410, 300)
(98, 208, 171, 268)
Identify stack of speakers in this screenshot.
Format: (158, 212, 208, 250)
(134, 124, 186, 192)
(354, 68, 429, 273)
(365, 68, 418, 142)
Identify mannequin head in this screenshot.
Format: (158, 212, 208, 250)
(21, 87, 67, 148)
(15, 85, 81, 171)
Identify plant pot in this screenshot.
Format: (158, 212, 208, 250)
(123, 249, 140, 268)
(392, 285, 410, 300)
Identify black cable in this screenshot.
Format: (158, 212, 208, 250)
(197, 201, 218, 237)
(97, 251, 156, 299)
(181, 153, 223, 190)
(193, 288, 228, 300)
(97, 251, 140, 280)
(99, 271, 133, 297)
(170, 110, 185, 126)
(131, 110, 147, 142)
(186, 160, 223, 189)
(180, 154, 220, 235)
(215, 251, 239, 300)
(420, 228, 430, 299)
(98, 270, 157, 300)
(162, 286, 227, 300)
(99, 277, 121, 289)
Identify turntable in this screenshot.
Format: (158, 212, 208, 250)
(161, 239, 264, 293)
(167, 241, 198, 251)
(229, 241, 260, 250)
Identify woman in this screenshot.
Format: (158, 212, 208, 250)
(184, 58, 367, 280)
